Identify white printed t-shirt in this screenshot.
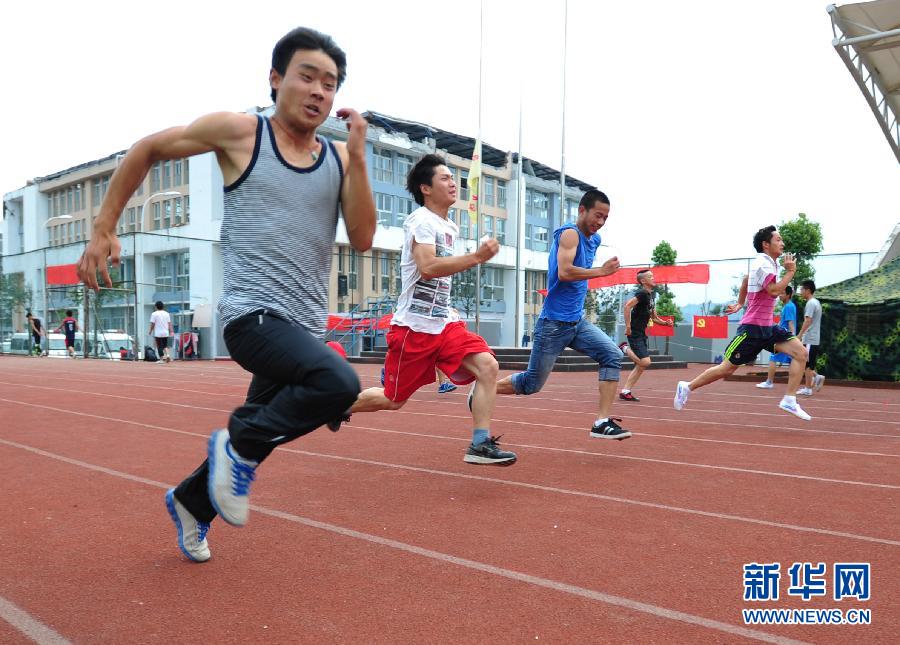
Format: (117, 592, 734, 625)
(391, 206, 461, 335)
(150, 309, 172, 338)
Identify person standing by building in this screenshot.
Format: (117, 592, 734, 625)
(53, 309, 82, 359)
(25, 312, 45, 356)
(797, 280, 825, 395)
(618, 269, 674, 401)
(148, 301, 174, 363)
(77, 27, 376, 562)
(756, 285, 797, 389)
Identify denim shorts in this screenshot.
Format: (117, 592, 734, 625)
(511, 317, 623, 395)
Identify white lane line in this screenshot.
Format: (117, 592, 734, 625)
(0, 437, 811, 645)
(1, 400, 897, 546)
(0, 595, 72, 645)
(3, 396, 898, 490)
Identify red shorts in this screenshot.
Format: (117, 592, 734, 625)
(383, 322, 493, 402)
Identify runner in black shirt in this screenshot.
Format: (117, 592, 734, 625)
(619, 269, 674, 401)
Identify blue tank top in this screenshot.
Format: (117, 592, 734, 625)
(541, 223, 601, 322)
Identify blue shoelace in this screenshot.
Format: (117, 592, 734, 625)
(230, 460, 256, 496)
(197, 522, 210, 543)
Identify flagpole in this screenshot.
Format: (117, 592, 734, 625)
(559, 0, 568, 221)
(514, 94, 524, 348)
(474, 0, 484, 335)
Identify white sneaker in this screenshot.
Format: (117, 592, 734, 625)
(756, 381, 774, 389)
(797, 387, 813, 396)
(673, 381, 691, 411)
(814, 374, 825, 392)
(165, 488, 211, 562)
(779, 397, 811, 421)
(207, 429, 257, 527)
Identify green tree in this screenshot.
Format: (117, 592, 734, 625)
(779, 212, 823, 289)
(594, 286, 623, 336)
(450, 267, 477, 317)
(0, 273, 33, 333)
(651, 240, 683, 322)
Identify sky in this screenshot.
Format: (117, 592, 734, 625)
(1, 0, 897, 266)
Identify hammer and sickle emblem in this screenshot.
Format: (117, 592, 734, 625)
(697, 318, 706, 328)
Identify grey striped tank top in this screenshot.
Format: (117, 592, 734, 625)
(218, 115, 343, 337)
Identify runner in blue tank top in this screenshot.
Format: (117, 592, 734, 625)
(477, 189, 632, 439)
(77, 28, 376, 563)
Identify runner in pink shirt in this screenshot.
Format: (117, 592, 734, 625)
(672, 226, 812, 420)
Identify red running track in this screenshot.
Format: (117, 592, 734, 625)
(1, 356, 897, 644)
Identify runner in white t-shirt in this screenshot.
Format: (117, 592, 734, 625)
(149, 300, 174, 363)
(348, 154, 516, 465)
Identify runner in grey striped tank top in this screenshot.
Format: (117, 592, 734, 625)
(77, 27, 376, 562)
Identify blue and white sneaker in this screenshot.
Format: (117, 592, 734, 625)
(673, 381, 691, 411)
(207, 429, 257, 527)
(778, 397, 811, 421)
(165, 488, 211, 562)
(438, 382, 458, 394)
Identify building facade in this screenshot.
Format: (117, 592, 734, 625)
(2, 109, 591, 357)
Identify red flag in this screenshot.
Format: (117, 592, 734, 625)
(647, 316, 675, 337)
(46, 263, 80, 285)
(692, 315, 728, 339)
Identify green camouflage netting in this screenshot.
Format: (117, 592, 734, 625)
(815, 256, 900, 381)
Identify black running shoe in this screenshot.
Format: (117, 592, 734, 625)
(463, 435, 517, 466)
(590, 417, 632, 440)
(327, 411, 351, 432)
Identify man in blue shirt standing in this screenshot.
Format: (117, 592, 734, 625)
(473, 189, 631, 439)
(756, 285, 797, 389)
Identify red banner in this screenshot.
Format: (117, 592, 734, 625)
(692, 315, 729, 339)
(46, 264, 80, 286)
(326, 313, 393, 332)
(587, 264, 709, 290)
(647, 316, 675, 337)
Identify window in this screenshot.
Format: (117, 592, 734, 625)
(174, 198, 183, 226)
(67, 221, 74, 242)
(396, 154, 413, 184)
(163, 200, 172, 228)
(152, 202, 161, 230)
(176, 252, 190, 291)
(483, 215, 493, 239)
(458, 168, 469, 201)
(482, 177, 495, 207)
(373, 148, 393, 183)
(174, 160, 183, 186)
(183, 159, 189, 185)
(496, 218, 506, 245)
(481, 266, 504, 301)
(371, 251, 378, 291)
(92, 182, 100, 208)
(380, 254, 391, 292)
(127, 207, 137, 232)
(375, 193, 392, 226)
(349, 248, 358, 290)
(448, 207, 457, 224)
(66, 188, 73, 213)
(162, 160, 172, 189)
(155, 255, 173, 289)
(459, 209, 470, 239)
(150, 162, 161, 192)
(183, 195, 190, 224)
(526, 189, 549, 220)
(497, 180, 507, 208)
(135, 181, 144, 197)
(533, 225, 549, 251)
(338, 246, 345, 273)
(74, 183, 83, 211)
(565, 199, 578, 223)
(396, 197, 415, 227)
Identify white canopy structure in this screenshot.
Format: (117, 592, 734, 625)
(828, 1, 900, 164)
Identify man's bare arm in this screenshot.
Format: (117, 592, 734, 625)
(556, 229, 619, 282)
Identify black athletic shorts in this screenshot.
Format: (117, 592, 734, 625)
(626, 333, 650, 360)
(805, 343, 820, 370)
(724, 324, 794, 366)
(65, 336, 76, 349)
(155, 336, 169, 353)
